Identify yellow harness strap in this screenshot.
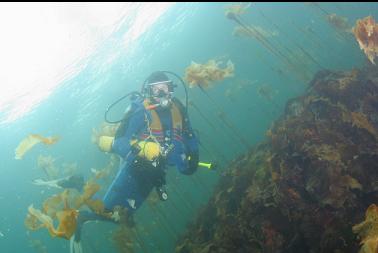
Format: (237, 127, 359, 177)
(143, 99, 183, 133)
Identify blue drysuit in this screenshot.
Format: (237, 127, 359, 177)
(102, 97, 199, 212)
(74, 97, 199, 242)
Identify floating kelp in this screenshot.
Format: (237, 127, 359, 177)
(26, 190, 77, 239)
(74, 181, 101, 210)
(26, 148, 122, 241)
(183, 60, 251, 149)
(25, 179, 115, 240)
(25, 203, 78, 240)
(42, 191, 69, 219)
(15, 134, 59, 160)
(353, 16, 378, 64)
(184, 59, 234, 89)
(176, 66, 378, 252)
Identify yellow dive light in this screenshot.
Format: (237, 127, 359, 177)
(198, 162, 216, 170)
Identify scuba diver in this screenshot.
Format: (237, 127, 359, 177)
(70, 71, 200, 253)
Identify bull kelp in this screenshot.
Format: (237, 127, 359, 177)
(176, 65, 378, 253)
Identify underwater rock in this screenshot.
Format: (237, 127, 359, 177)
(353, 204, 378, 253)
(176, 65, 378, 253)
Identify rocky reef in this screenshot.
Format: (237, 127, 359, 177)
(176, 65, 378, 253)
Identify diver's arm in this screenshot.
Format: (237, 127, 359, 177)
(172, 147, 198, 175)
(173, 98, 199, 155)
(182, 132, 199, 175)
(182, 109, 199, 157)
(112, 106, 146, 158)
(175, 99, 199, 174)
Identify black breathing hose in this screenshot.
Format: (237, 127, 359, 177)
(104, 91, 142, 124)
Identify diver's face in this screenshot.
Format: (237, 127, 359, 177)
(149, 81, 173, 109)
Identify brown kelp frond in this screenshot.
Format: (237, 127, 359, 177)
(353, 16, 378, 64)
(184, 59, 234, 89)
(15, 134, 60, 160)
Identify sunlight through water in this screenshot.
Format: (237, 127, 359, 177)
(0, 2, 174, 124)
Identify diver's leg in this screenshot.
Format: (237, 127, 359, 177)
(70, 212, 109, 253)
(72, 158, 161, 246)
(72, 161, 133, 243)
(103, 159, 141, 210)
(71, 212, 115, 253)
(73, 210, 113, 242)
(124, 158, 167, 208)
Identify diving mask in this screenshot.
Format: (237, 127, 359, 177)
(149, 81, 173, 97)
(148, 81, 174, 109)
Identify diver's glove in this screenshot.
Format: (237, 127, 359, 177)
(187, 152, 199, 175)
(98, 136, 114, 152)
